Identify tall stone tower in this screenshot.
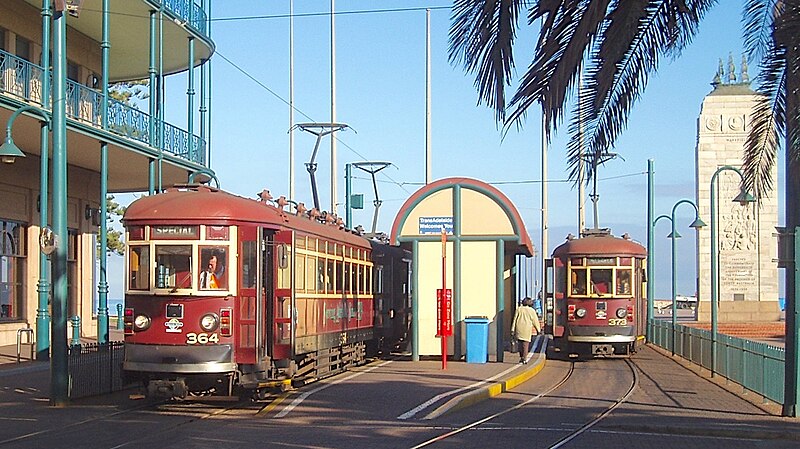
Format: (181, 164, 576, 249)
(695, 55, 781, 322)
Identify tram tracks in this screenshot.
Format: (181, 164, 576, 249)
(410, 358, 639, 449)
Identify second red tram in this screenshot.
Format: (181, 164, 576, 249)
(121, 185, 411, 398)
(543, 230, 647, 357)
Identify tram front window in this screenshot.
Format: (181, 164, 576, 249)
(156, 245, 192, 289)
(571, 269, 587, 295)
(129, 246, 150, 290)
(590, 269, 613, 295)
(617, 269, 632, 295)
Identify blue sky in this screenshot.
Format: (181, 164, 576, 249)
(108, 1, 782, 301)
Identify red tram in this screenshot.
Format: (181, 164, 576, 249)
(543, 230, 647, 357)
(121, 185, 411, 398)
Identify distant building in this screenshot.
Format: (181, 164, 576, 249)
(695, 54, 780, 322)
(0, 1, 215, 346)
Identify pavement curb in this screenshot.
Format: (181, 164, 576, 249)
(423, 335, 550, 419)
(600, 423, 800, 442)
(0, 361, 49, 377)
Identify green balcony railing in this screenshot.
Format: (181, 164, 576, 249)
(649, 318, 785, 404)
(161, 0, 209, 37)
(0, 48, 206, 165)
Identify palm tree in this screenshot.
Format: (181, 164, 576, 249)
(449, 0, 799, 416)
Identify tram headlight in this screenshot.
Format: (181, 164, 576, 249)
(200, 313, 219, 332)
(134, 314, 152, 331)
(616, 308, 627, 319)
(575, 308, 587, 319)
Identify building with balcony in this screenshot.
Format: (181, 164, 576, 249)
(0, 0, 215, 347)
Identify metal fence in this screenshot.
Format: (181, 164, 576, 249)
(649, 319, 785, 404)
(67, 341, 127, 399)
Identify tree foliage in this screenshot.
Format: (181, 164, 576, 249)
(448, 0, 799, 198)
(96, 195, 126, 257)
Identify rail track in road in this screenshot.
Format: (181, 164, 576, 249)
(410, 359, 639, 449)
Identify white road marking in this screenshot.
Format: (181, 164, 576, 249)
(273, 359, 394, 418)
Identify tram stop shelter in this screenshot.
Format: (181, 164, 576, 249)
(390, 177, 534, 362)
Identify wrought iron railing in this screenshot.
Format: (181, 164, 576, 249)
(161, 0, 209, 37)
(0, 49, 206, 165)
(67, 341, 128, 399)
(649, 319, 785, 404)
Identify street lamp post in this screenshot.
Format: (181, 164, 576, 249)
(709, 165, 756, 377)
(669, 200, 706, 356)
(652, 213, 673, 341)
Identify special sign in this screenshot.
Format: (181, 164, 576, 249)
(436, 288, 453, 337)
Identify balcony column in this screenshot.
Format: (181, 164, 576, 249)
(97, 0, 110, 344)
(148, 9, 157, 194)
(187, 36, 195, 165)
(36, 0, 52, 362)
(51, 3, 69, 407)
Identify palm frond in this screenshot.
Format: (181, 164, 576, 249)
(448, 0, 526, 122)
(506, 0, 611, 140)
(743, 0, 781, 63)
(566, 0, 714, 180)
(742, 43, 785, 199)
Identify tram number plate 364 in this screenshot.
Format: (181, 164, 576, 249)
(186, 333, 219, 345)
(608, 319, 626, 326)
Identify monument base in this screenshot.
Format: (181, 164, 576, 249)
(696, 300, 782, 323)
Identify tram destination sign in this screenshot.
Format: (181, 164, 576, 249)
(419, 217, 453, 235)
(151, 225, 199, 240)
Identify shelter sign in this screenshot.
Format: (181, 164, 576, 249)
(419, 216, 453, 235)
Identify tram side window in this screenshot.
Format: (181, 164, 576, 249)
(571, 269, 587, 295)
(156, 245, 192, 289)
(317, 258, 326, 292)
(129, 246, 150, 290)
(199, 246, 227, 290)
(241, 241, 257, 289)
(590, 269, 613, 295)
(616, 269, 632, 295)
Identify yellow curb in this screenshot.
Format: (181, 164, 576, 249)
(423, 337, 549, 419)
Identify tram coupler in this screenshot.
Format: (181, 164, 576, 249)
(592, 344, 614, 356)
(146, 379, 188, 399)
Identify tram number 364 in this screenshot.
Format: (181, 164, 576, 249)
(186, 333, 219, 345)
(608, 319, 627, 326)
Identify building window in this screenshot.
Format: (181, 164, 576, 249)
(15, 36, 31, 61)
(67, 60, 79, 82)
(0, 27, 7, 51)
(67, 230, 79, 317)
(0, 220, 26, 321)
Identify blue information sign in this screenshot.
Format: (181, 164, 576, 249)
(419, 216, 453, 235)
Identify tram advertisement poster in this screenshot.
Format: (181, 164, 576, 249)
(436, 288, 453, 337)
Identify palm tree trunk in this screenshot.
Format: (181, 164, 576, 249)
(783, 43, 800, 417)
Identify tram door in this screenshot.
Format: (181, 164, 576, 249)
(543, 257, 567, 337)
(543, 258, 555, 335)
(271, 230, 293, 360)
(237, 226, 269, 365)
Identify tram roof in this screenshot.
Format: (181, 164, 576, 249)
(552, 232, 647, 258)
(123, 185, 371, 248)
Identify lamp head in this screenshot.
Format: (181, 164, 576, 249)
(667, 230, 682, 239)
(733, 190, 756, 205)
(0, 135, 26, 164)
(689, 217, 707, 229)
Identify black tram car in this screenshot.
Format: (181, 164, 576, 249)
(121, 185, 411, 398)
(543, 230, 647, 357)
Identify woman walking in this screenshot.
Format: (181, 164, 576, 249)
(511, 297, 542, 364)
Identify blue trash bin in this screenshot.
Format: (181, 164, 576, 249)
(464, 316, 490, 363)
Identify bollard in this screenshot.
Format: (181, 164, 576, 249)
(116, 303, 124, 330)
(70, 315, 81, 346)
